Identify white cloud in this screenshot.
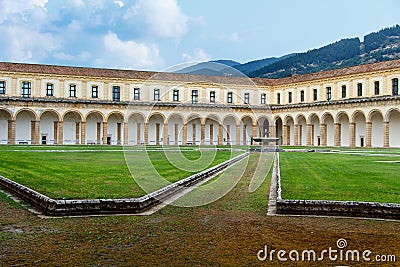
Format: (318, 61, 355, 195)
(114, 0, 124, 7)
(54, 51, 91, 62)
(0, 0, 186, 70)
(96, 32, 162, 69)
(124, 0, 188, 40)
(67, 20, 81, 31)
(218, 32, 241, 42)
(68, 0, 85, 8)
(0, 25, 58, 62)
(53, 52, 75, 61)
(0, 0, 48, 23)
(182, 48, 212, 63)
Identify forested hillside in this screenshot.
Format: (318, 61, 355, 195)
(249, 25, 400, 78)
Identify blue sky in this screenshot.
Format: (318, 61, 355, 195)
(0, 0, 399, 71)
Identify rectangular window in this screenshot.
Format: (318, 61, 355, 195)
(22, 81, 31, 98)
(392, 78, 398, 96)
(288, 92, 292, 103)
(313, 89, 318, 101)
(210, 91, 216, 103)
(92, 85, 99, 98)
(154, 89, 160, 101)
(69, 84, 76, 97)
(227, 92, 233, 103)
(342, 85, 347, 98)
(277, 93, 281, 104)
(244, 93, 250, 104)
(134, 88, 140, 100)
(173, 89, 179, 101)
(300, 90, 304, 102)
(0, 81, 5, 94)
(357, 83, 363, 97)
(46, 83, 54, 96)
(374, 81, 380, 95)
(261, 93, 266, 104)
(326, 87, 332, 101)
(112, 86, 120, 101)
(191, 89, 198, 103)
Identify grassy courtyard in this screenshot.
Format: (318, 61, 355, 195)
(0, 145, 241, 199)
(280, 150, 400, 203)
(1, 151, 399, 266)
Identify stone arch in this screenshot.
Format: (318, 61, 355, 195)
(321, 112, 335, 146)
(273, 115, 282, 125)
(166, 113, 185, 125)
(240, 115, 255, 125)
(307, 113, 319, 124)
(257, 116, 271, 138)
(284, 115, 295, 146)
(107, 111, 125, 145)
(40, 109, 61, 121)
(15, 108, 38, 144)
(351, 110, 366, 123)
(40, 110, 61, 144)
(352, 111, 366, 147)
(294, 113, 306, 125)
(205, 114, 222, 125)
(295, 114, 307, 146)
(283, 115, 293, 125)
(222, 114, 239, 125)
(222, 115, 237, 145)
(240, 115, 253, 145)
(148, 113, 165, 145)
(185, 113, 203, 124)
(0, 109, 13, 144)
(387, 108, 400, 147)
(321, 112, 334, 124)
(127, 112, 146, 145)
(205, 114, 221, 145)
(62, 110, 83, 122)
(368, 109, 384, 147)
(86, 110, 105, 123)
(86, 111, 105, 145)
(385, 108, 400, 122)
(367, 109, 382, 123)
(14, 108, 39, 121)
(63, 110, 83, 145)
(336, 112, 350, 147)
(186, 113, 203, 145)
(274, 116, 283, 145)
(308, 113, 320, 146)
(146, 112, 166, 124)
(166, 113, 185, 145)
(106, 111, 125, 122)
(0, 108, 12, 119)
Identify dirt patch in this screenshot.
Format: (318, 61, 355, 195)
(0, 197, 399, 266)
(1, 154, 399, 266)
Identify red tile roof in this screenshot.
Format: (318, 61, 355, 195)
(0, 59, 400, 87)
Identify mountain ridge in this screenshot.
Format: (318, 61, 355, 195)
(175, 24, 400, 79)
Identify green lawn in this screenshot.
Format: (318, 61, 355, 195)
(0, 146, 242, 199)
(280, 151, 400, 203)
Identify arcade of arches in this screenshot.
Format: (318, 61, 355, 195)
(1, 106, 400, 147)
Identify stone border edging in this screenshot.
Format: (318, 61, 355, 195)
(0, 152, 249, 216)
(274, 152, 400, 220)
(267, 152, 279, 215)
(276, 199, 400, 219)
